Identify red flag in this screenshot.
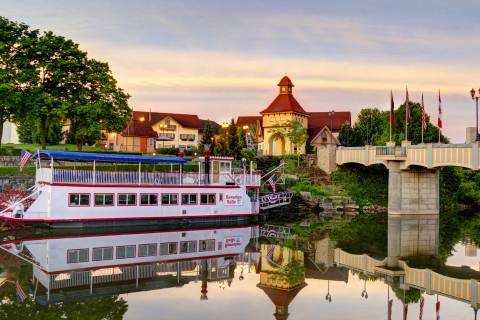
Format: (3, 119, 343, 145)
(436, 301, 440, 320)
(390, 91, 395, 128)
(419, 296, 424, 320)
(406, 87, 411, 125)
(421, 94, 426, 130)
(438, 90, 443, 129)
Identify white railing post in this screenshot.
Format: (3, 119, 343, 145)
(138, 163, 141, 185)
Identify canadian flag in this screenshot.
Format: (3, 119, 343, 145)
(438, 90, 443, 129)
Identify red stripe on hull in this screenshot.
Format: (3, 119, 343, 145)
(0, 213, 257, 223)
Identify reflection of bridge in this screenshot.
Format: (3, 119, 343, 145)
(334, 248, 480, 308)
(335, 142, 480, 215)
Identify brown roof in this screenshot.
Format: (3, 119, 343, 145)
(133, 111, 200, 129)
(122, 119, 158, 138)
(260, 77, 309, 115)
(307, 111, 351, 141)
(236, 116, 262, 128)
(278, 76, 294, 87)
(260, 94, 309, 115)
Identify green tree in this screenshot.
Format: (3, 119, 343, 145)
(236, 127, 246, 151)
(15, 31, 87, 149)
(0, 17, 37, 146)
(393, 101, 448, 144)
(16, 115, 63, 144)
(286, 120, 308, 165)
(338, 122, 362, 147)
(225, 119, 238, 158)
(66, 59, 130, 150)
(354, 108, 389, 145)
(200, 119, 215, 152)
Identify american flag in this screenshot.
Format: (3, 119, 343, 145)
(16, 280, 27, 302)
(419, 296, 424, 320)
(267, 245, 275, 261)
(438, 90, 443, 129)
(19, 150, 32, 172)
(267, 175, 276, 193)
(421, 94, 426, 130)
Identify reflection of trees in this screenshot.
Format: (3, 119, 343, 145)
(330, 213, 388, 258)
(0, 296, 128, 320)
(271, 260, 306, 285)
(390, 278, 421, 304)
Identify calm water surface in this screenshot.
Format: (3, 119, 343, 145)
(0, 212, 479, 320)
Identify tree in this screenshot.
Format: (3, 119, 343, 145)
(236, 127, 246, 151)
(15, 31, 87, 149)
(16, 114, 63, 144)
(66, 59, 130, 150)
(0, 17, 37, 147)
(286, 120, 309, 165)
(225, 119, 238, 158)
(354, 108, 389, 145)
(338, 122, 362, 147)
(200, 119, 215, 152)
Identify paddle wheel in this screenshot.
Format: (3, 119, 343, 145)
(0, 188, 36, 229)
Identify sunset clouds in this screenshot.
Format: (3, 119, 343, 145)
(2, 0, 479, 141)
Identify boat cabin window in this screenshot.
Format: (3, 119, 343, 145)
(116, 245, 136, 259)
(118, 193, 137, 206)
(161, 193, 178, 205)
(181, 193, 197, 205)
(69, 193, 90, 207)
(140, 194, 158, 206)
(159, 242, 178, 255)
(200, 194, 216, 205)
(180, 240, 197, 253)
(138, 243, 157, 257)
(199, 239, 215, 252)
(220, 161, 231, 172)
(94, 194, 114, 206)
(92, 247, 113, 261)
(67, 249, 89, 263)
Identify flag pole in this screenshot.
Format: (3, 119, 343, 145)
(421, 93, 424, 144)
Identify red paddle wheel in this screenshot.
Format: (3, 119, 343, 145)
(0, 188, 34, 229)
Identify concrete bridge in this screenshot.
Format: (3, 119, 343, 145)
(334, 142, 480, 215)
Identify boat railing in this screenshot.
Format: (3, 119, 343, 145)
(37, 168, 260, 186)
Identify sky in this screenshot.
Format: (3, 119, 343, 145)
(2, 0, 480, 142)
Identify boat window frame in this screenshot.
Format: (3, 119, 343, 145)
(118, 193, 137, 206)
(116, 245, 136, 259)
(67, 248, 89, 264)
(200, 193, 216, 205)
(68, 193, 90, 207)
(94, 193, 115, 206)
(161, 193, 179, 205)
(159, 242, 178, 255)
(92, 246, 114, 261)
(199, 239, 215, 252)
(140, 193, 158, 206)
(138, 243, 158, 257)
(179, 240, 197, 253)
(181, 193, 197, 205)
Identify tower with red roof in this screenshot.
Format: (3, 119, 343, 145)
(260, 76, 310, 156)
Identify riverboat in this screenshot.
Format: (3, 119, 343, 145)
(0, 150, 261, 228)
(0, 224, 259, 304)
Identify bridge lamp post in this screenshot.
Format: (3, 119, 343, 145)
(470, 88, 480, 141)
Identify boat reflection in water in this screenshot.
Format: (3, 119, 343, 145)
(1, 214, 480, 319)
(0, 224, 260, 305)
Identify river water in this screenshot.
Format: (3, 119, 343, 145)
(0, 212, 479, 320)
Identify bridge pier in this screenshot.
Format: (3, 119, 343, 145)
(387, 214, 439, 267)
(387, 162, 440, 215)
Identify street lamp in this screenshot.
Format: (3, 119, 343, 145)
(325, 280, 332, 302)
(470, 88, 480, 141)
